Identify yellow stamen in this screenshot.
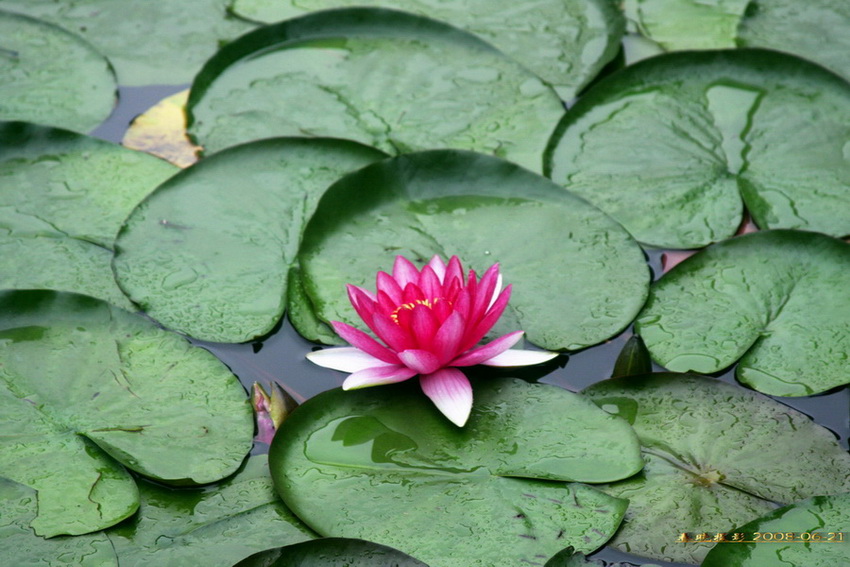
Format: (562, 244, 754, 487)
(390, 297, 448, 324)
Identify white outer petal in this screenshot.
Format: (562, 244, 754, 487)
(487, 273, 503, 309)
(480, 348, 559, 367)
(306, 347, 388, 372)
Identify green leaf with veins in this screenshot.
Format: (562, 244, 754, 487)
(636, 230, 850, 396)
(583, 373, 850, 564)
(0, 290, 253, 537)
(546, 49, 850, 248)
(187, 8, 565, 173)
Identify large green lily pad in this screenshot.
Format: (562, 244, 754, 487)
(298, 150, 650, 351)
(270, 378, 640, 566)
(545, 49, 850, 248)
(235, 538, 429, 567)
(186, 8, 565, 172)
(106, 455, 316, 567)
(113, 138, 386, 342)
(0, 477, 119, 566)
(0, 0, 255, 85)
(0, 10, 115, 132)
(0, 122, 178, 309)
(702, 492, 850, 566)
(636, 230, 850, 396)
(0, 290, 253, 537)
(583, 373, 850, 564)
(227, 0, 624, 101)
(623, 0, 850, 83)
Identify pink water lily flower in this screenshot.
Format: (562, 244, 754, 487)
(306, 255, 558, 427)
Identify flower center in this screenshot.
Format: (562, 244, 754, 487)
(390, 297, 448, 324)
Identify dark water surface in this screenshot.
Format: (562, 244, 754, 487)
(93, 85, 849, 567)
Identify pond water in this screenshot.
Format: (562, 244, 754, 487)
(91, 85, 850, 567)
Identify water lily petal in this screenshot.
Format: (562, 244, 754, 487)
(420, 368, 473, 427)
(330, 321, 400, 364)
(393, 255, 420, 288)
(481, 348, 559, 367)
(470, 263, 500, 323)
(460, 284, 512, 352)
(306, 347, 388, 372)
(398, 348, 442, 374)
(451, 330, 524, 367)
(427, 255, 447, 282)
(372, 311, 416, 352)
(419, 264, 443, 299)
(376, 271, 403, 304)
(343, 364, 419, 390)
(433, 310, 465, 365)
(488, 273, 503, 309)
(411, 303, 439, 347)
(347, 285, 377, 325)
(444, 255, 464, 288)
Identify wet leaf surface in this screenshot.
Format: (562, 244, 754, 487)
(0, 290, 253, 536)
(106, 455, 316, 567)
(583, 373, 850, 564)
(636, 230, 850, 396)
(113, 138, 386, 342)
(270, 378, 640, 566)
(546, 49, 850, 248)
(235, 538, 428, 567)
(0, 10, 115, 132)
(298, 150, 650, 351)
(0, 0, 255, 85)
(0, 477, 119, 566)
(702, 492, 850, 566)
(227, 0, 624, 100)
(187, 8, 565, 172)
(0, 122, 177, 309)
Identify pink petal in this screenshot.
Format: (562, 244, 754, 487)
(398, 349, 442, 374)
(376, 271, 403, 304)
(347, 285, 377, 326)
(444, 256, 464, 289)
(402, 282, 425, 303)
(306, 347, 388, 372)
(481, 349, 560, 367)
(432, 310, 465, 365)
(427, 255, 447, 282)
(330, 321, 400, 364)
(343, 364, 419, 390)
(410, 303, 439, 347)
(393, 256, 420, 288)
(460, 284, 512, 352)
(451, 330, 524, 367)
(418, 265, 443, 299)
(469, 263, 500, 323)
(371, 311, 416, 352)
(420, 368, 473, 427)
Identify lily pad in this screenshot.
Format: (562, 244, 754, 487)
(623, 0, 850, 83)
(583, 373, 850, 564)
(270, 378, 639, 566)
(113, 137, 386, 342)
(0, 0, 255, 85)
(235, 538, 428, 567)
(106, 455, 316, 567)
(0, 477, 119, 566)
(298, 149, 649, 351)
(227, 0, 624, 101)
(635, 230, 850, 396)
(545, 49, 850, 248)
(0, 10, 115, 132)
(0, 290, 253, 536)
(0, 122, 178, 309)
(186, 7, 565, 172)
(702, 492, 850, 566)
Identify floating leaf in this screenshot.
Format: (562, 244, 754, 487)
(113, 137, 386, 342)
(624, 0, 850, 83)
(0, 122, 178, 309)
(546, 49, 850, 248)
(0, 0, 256, 85)
(226, 0, 624, 100)
(235, 538, 429, 567)
(298, 150, 649, 351)
(106, 455, 316, 567)
(0, 477, 119, 566)
(0, 290, 253, 536)
(122, 89, 200, 168)
(0, 10, 116, 132)
(270, 378, 640, 566)
(636, 230, 850, 396)
(186, 8, 565, 172)
(702, 492, 850, 566)
(583, 373, 850, 564)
